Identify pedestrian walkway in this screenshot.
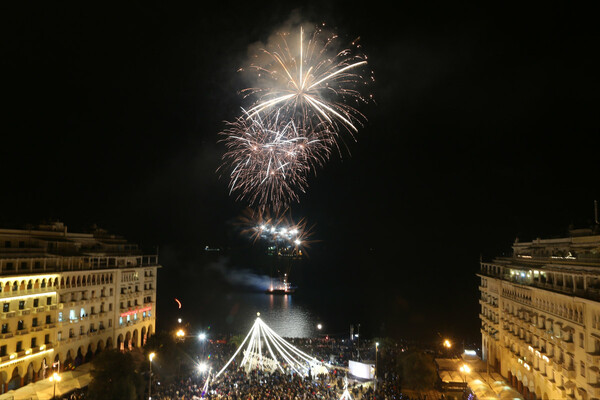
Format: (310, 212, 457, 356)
(0, 364, 91, 400)
(436, 357, 523, 400)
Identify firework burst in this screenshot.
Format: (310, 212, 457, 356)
(241, 24, 374, 153)
(219, 23, 373, 209)
(218, 109, 331, 210)
(237, 207, 316, 256)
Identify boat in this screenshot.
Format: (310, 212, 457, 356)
(265, 273, 297, 295)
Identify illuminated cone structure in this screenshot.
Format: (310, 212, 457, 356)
(339, 376, 353, 400)
(215, 316, 327, 377)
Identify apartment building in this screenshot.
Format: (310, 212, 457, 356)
(0, 222, 159, 393)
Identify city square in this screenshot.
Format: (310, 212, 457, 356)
(1, 1, 598, 400)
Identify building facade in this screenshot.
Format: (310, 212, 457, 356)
(479, 229, 600, 400)
(0, 222, 159, 393)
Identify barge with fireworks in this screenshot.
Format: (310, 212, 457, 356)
(265, 273, 297, 295)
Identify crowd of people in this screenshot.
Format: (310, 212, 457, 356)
(148, 338, 427, 400)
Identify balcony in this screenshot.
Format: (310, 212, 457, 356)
(563, 368, 576, 380)
(587, 352, 600, 365)
(554, 364, 563, 373)
(17, 309, 31, 316)
(560, 340, 575, 353)
(1, 311, 16, 319)
(589, 383, 600, 397)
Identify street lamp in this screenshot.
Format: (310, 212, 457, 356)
(459, 363, 471, 395)
(317, 323, 322, 331)
(443, 339, 452, 349)
(149, 352, 156, 400)
(375, 342, 379, 390)
(49, 372, 61, 400)
(198, 362, 208, 373)
(198, 332, 207, 341)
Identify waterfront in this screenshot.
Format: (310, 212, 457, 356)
(154, 243, 481, 343)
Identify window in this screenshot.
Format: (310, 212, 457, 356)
(31, 337, 37, 348)
(47, 297, 52, 305)
(580, 332, 585, 348)
(46, 315, 51, 324)
(581, 361, 586, 377)
(32, 317, 38, 327)
(44, 334, 50, 344)
(16, 341, 22, 352)
(18, 301, 25, 310)
(5, 241, 11, 248)
(0, 345, 6, 357)
(2, 303, 8, 312)
(19, 241, 25, 248)
(57, 331, 62, 341)
(1, 323, 8, 333)
(33, 298, 39, 308)
(17, 320, 24, 330)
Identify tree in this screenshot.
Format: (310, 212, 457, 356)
(87, 350, 143, 400)
(399, 351, 438, 391)
(229, 334, 245, 347)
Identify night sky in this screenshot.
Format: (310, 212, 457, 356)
(2, 2, 599, 341)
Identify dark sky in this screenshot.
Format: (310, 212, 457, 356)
(2, 2, 599, 341)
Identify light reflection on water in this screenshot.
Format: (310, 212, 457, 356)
(218, 292, 316, 338)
